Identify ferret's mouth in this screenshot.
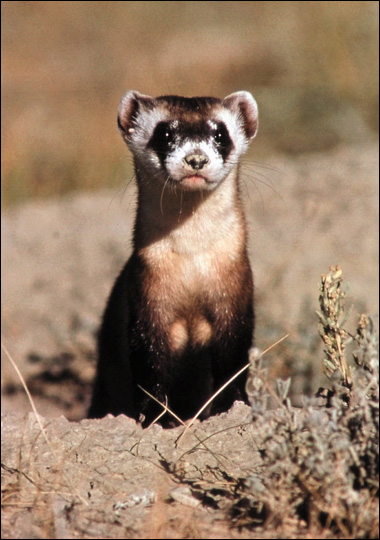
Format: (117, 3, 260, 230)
(177, 174, 216, 190)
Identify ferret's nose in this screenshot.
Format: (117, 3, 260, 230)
(183, 152, 209, 171)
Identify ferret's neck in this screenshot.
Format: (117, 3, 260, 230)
(133, 165, 245, 254)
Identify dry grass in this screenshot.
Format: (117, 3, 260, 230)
(1, 342, 89, 507)
(156, 266, 379, 538)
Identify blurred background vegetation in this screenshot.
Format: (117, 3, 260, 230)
(2, 1, 379, 206)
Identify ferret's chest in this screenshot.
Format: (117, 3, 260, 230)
(140, 249, 237, 352)
(145, 246, 224, 296)
(142, 223, 241, 296)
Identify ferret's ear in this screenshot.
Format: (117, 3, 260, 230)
(117, 91, 155, 141)
(223, 91, 258, 141)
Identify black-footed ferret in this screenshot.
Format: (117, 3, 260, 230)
(88, 90, 258, 427)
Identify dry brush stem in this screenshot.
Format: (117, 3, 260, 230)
(316, 265, 352, 387)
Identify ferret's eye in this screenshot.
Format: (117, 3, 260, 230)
(164, 130, 172, 141)
(212, 123, 230, 147)
(213, 131, 222, 143)
(148, 122, 174, 155)
(212, 123, 233, 159)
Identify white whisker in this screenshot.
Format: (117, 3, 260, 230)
(160, 175, 171, 215)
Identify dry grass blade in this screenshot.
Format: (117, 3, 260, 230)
(175, 333, 289, 446)
(137, 385, 229, 467)
(137, 385, 186, 427)
(1, 342, 89, 506)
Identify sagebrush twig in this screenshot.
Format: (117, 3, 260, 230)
(316, 265, 351, 387)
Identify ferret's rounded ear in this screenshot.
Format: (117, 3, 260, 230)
(223, 91, 258, 141)
(117, 91, 155, 141)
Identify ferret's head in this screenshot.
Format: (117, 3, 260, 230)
(118, 91, 258, 192)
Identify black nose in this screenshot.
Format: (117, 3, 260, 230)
(183, 152, 209, 170)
